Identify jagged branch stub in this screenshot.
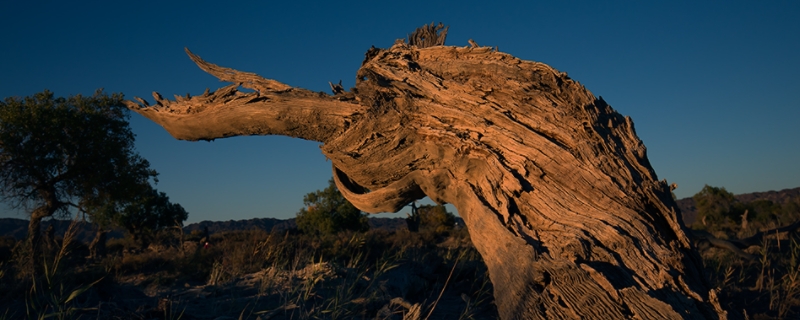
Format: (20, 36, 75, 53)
(407, 22, 448, 48)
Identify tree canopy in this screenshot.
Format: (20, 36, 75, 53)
(295, 179, 368, 236)
(0, 90, 161, 246)
(116, 187, 188, 248)
(693, 185, 742, 227)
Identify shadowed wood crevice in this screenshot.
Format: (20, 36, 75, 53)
(128, 24, 728, 319)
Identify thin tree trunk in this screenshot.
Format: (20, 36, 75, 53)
(89, 229, 108, 259)
(26, 205, 55, 275)
(126, 29, 727, 319)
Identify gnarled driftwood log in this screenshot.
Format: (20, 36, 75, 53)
(127, 25, 727, 319)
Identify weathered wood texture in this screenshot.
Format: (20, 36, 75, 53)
(127, 37, 727, 319)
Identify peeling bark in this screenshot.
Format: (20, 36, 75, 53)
(128, 29, 727, 319)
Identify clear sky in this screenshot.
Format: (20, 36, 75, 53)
(1, 1, 798, 223)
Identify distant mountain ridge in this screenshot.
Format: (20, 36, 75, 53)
(182, 217, 414, 234)
(0, 216, 420, 243)
(676, 186, 800, 225)
(4, 186, 796, 242)
(0, 218, 122, 243)
(183, 218, 297, 234)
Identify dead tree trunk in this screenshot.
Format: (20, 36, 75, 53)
(126, 27, 726, 319)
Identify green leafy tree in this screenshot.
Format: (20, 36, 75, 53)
(0, 90, 157, 256)
(692, 185, 744, 228)
(86, 178, 188, 250)
(295, 179, 368, 235)
(415, 204, 456, 234)
(114, 187, 188, 248)
(748, 199, 781, 224)
(782, 196, 800, 225)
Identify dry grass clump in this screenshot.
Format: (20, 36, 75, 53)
(179, 227, 494, 319)
(0, 219, 109, 319)
(0, 223, 494, 319)
(7, 215, 800, 319)
(700, 224, 800, 319)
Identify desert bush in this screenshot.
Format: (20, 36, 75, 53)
(693, 185, 744, 229)
(696, 217, 800, 319)
(406, 204, 458, 243)
(105, 235, 139, 255)
(186, 229, 206, 242)
(0, 217, 501, 319)
(296, 179, 368, 236)
(0, 236, 15, 263)
(4, 201, 800, 319)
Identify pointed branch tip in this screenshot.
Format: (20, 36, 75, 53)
(183, 48, 292, 93)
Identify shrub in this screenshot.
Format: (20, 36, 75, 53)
(296, 179, 368, 236)
(407, 204, 456, 237)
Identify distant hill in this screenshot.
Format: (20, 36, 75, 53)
(676, 187, 800, 226)
(183, 218, 298, 234)
(183, 217, 417, 234)
(0, 216, 434, 243)
(0, 218, 122, 243)
(5, 186, 797, 241)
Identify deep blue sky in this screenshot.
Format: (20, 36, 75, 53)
(1, 1, 798, 223)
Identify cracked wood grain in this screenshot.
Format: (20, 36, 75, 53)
(128, 27, 727, 319)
